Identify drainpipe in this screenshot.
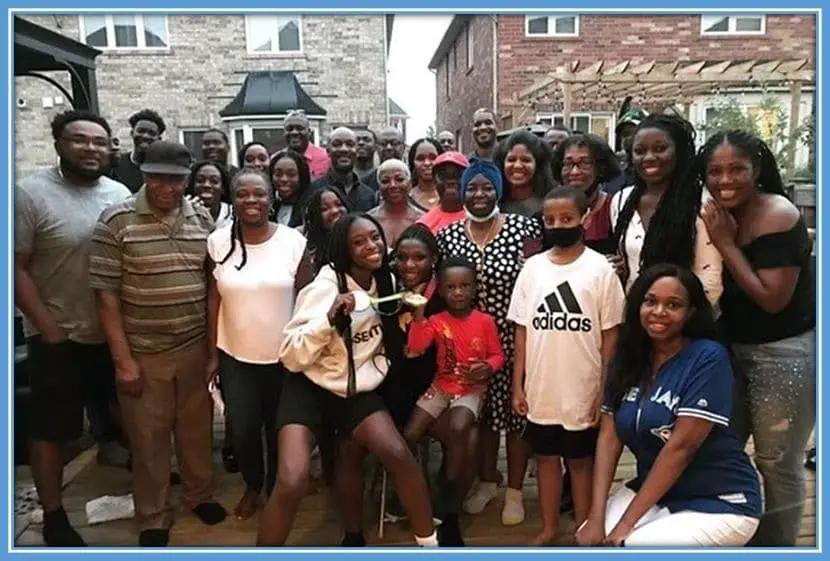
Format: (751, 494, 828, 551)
(383, 16, 390, 130)
(491, 16, 498, 116)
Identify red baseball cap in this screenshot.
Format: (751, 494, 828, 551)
(433, 151, 469, 170)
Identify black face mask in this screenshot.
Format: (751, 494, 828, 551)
(542, 225, 584, 249)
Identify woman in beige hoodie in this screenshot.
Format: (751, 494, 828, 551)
(256, 213, 438, 547)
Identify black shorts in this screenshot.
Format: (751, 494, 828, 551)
(275, 370, 387, 437)
(26, 336, 117, 443)
(524, 421, 598, 460)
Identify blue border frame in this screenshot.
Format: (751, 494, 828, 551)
(3, 5, 824, 560)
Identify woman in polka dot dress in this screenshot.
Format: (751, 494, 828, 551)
(436, 158, 541, 526)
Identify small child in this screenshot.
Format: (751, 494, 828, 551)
(508, 185, 625, 546)
(404, 256, 505, 546)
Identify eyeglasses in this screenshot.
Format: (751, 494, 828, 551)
(562, 161, 594, 172)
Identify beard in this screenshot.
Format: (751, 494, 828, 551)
(60, 157, 105, 181)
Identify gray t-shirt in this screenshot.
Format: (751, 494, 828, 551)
(15, 167, 131, 343)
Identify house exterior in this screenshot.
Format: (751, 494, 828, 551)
(14, 13, 395, 175)
(429, 14, 815, 168)
(388, 98, 409, 139)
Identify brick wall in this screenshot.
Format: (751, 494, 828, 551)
(434, 15, 494, 151)
(14, 14, 388, 176)
(497, 14, 816, 118)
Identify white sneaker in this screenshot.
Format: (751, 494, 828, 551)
(465, 479, 479, 500)
(463, 481, 498, 515)
(501, 488, 525, 526)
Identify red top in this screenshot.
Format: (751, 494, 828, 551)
(407, 310, 505, 397)
(303, 143, 332, 181)
(417, 207, 466, 235)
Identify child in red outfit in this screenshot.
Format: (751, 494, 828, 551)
(403, 256, 505, 546)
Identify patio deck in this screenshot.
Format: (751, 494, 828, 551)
(14, 416, 817, 548)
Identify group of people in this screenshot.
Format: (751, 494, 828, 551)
(14, 102, 814, 549)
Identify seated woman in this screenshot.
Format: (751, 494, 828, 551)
(576, 263, 761, 547)
(344, 225, 445, 535)
(256, 213, 437, 547)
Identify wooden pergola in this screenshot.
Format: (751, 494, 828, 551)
(515, 58, 814, 171)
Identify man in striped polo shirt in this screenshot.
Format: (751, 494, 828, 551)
(89, 141, 227, 546)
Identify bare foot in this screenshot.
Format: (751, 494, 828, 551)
(234, 487, 260, 520)
(529, 530, 557, 546)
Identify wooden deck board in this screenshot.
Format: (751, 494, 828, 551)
(14, 422, 817, 548)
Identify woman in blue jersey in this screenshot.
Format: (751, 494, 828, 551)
(576, 263, 761, 547)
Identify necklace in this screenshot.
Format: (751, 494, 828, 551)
(465, 216, 500, 273)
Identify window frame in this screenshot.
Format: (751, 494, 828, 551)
(244, 15, 303, 55)
(226, 119, 322, 160)
(178, 128, 211, 158)
(524, 15, 580, 38)
(78, 14, 170, 51)
(700, 14, 766, 36)
(536, 111, 616, 145)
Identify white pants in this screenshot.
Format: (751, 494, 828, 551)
(603, 487, 759, 546)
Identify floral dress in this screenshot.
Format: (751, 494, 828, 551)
(436, 213, 542, 433)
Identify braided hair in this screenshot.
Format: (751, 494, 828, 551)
(304, 187, 352, 275)
(269, 149, 312, 227)
(326, 213, 404, 395)
(218, 167, 273, 271)
(696, 130, 787, 197)
(612, 114, 701, 286)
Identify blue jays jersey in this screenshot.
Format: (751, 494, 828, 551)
(602, 339, 761, 517)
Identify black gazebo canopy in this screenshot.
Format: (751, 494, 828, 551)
(14, 16, 101, 113)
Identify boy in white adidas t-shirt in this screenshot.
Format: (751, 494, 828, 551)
(507, 185, 626, 546)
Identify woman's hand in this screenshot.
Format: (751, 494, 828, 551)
(603, 522, 634, 547)
(184, 193, 207, 209)
(699, 198, 737, 250)
(575, 517, 606, 546)
(606, 253, 628, 280)
(327, 293, 356, 325)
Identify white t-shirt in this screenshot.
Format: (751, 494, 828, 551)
(207, 224, 307, 364)
(507, 248, 625, 429)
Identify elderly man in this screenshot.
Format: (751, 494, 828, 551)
(436, 130, 456, 152)
(310, 127, 376, 211)
(90, 140, 226, 547)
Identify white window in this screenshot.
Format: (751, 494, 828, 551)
(245, 15, 302, 54)
(701, 15, 765, 36)
(525, 15, 579, 37)
(465, 23, 474, 69)
(79, 15, 169, 49)
(178, 128, 210, 158)
(536, 112, 615, 144)
(227, 120, 321, 160)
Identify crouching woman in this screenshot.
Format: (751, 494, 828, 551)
(576, 263, 761, 547)
(256, 213, 438, 547)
